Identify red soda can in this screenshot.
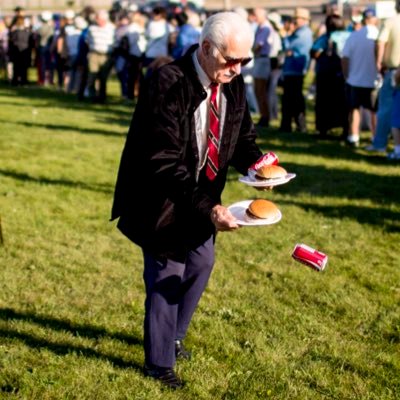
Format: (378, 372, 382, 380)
(292, 243, 328, 271)
(250, 152, 279, 171)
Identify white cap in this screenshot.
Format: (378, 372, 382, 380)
(128, 4, 139, 12)
(65, 9, 75, 20)
(268, 12, 282, 29)
(41, 11, 52, 22)
(74, 16, 87, 30)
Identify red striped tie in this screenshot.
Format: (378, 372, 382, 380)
(206, 82, 219, 181)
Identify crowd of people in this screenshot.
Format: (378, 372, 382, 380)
(0, 3, 399, 159)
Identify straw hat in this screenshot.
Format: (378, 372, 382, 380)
(294, 8, 310, 21)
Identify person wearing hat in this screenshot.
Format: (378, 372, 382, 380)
(341, 8, 379, 147)
(35, 11, 54, 85)
(280, 7, 313, 133)
(55, 10, 78, 91)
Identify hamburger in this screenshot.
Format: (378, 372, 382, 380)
(245, 199, 279, 222)
(255, 165, 287, 181)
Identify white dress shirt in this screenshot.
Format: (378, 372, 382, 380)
(191, 50, 227, 180)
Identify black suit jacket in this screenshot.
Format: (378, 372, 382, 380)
(111, 45, 262, 261)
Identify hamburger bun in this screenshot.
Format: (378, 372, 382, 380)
(255, 165, 287, 181)
(245, 199, 279, 221)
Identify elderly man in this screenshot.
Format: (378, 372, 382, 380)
(279, 7, 313, 133)
(112, 12, 272, 388)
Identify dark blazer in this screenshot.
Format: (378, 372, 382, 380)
(111, 45, 262, 261)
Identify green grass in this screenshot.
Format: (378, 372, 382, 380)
(0, 75, 399, 400)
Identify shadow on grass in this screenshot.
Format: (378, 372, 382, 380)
(0, 307, 143, 371)
(0, 83, 133, 130)
(281, 162, 400, 204)
(227, 160, 399, 231)
(279, 199, 400, 233)
(0, 169, 113, 194)
(0, 118, 126, 138)
(256, 128, 390, 165)
(228, 162, 399, 203)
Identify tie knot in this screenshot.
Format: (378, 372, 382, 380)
(210, 82, 218, 94)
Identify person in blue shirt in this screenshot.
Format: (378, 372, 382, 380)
(280, 7, 313, 133)
(171, 11, 200, 60)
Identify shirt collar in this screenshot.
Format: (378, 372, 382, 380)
(192, 49, 212, 90)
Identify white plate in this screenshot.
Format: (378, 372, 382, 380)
(227, 200, 282, 226)
(239, 172, 296, 188)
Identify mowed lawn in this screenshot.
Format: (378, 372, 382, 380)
(0, 78, 399, 400)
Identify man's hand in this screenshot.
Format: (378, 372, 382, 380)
(210, 204, 240, 231)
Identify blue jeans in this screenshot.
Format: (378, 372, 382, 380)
(373, 71, 394, 149)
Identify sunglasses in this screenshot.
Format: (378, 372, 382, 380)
(214, 46, 252, 67)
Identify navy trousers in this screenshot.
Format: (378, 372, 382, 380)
(142, 235, 215, 368)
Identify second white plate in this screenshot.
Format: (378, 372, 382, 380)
(239, 173, 296, 188)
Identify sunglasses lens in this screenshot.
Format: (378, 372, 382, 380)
(225, 59, 238, 67)
(225, 57, 252, 67)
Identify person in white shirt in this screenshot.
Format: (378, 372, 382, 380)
(86, 9, 115, 103)
(143, 6, 171, 66)
(124, 8, 147, 100)
(342, 8, 379, 146)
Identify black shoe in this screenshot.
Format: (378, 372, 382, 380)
(346, 138, 359, 148)
(256, 117, 269, 128)
(144, 364, 184, 389)
(175, 340, 191, 360)
(279, 124, 292, 133)
(295, 113, 307, 133)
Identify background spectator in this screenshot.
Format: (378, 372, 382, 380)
(8, 15, 33, 86)
(34, 11, 54, 86)
(252, 7, 272, 127)
(280, 7, 313, 133)
(341, 8, 379, 147)
(86, 10, 115, 103)
(311, 14, 349, 139)
(366, 0, 400, 153)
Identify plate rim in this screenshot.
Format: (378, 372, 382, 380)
(227, 200, 282, 226)
(238, 173, 296, 187)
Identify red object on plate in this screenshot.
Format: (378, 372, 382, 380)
(292, 243, 328, 271)
(249, 152, 279, 171)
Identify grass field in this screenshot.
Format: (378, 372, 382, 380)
(0, 76, 399, 400)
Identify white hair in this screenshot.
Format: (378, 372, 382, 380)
(200, 11, 254, 51)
